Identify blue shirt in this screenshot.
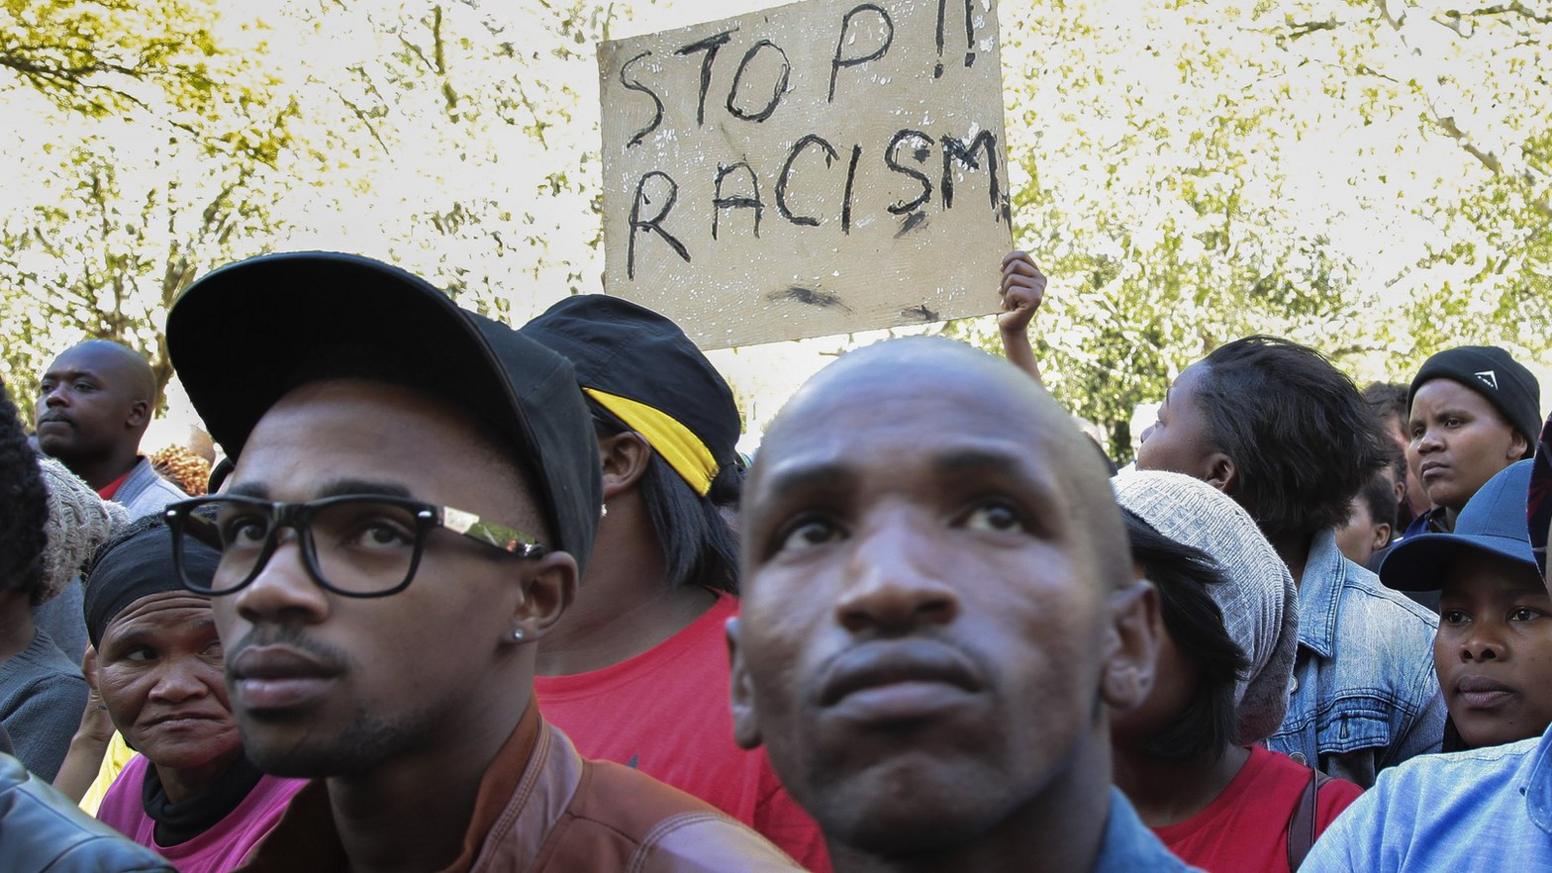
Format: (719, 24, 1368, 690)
(1302, 724, 1552, 871)
(1093, 787, 1200, 872)
(1266, 531, 1445, 787)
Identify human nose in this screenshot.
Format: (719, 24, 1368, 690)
(836, 516, 960, 635)
(1459, 624, 1505, 662)
(146, 657, 212, 705)
(231, 532, 330, 626)
(1415, 427, 1444, 453)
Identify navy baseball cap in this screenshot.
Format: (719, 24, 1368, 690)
(1530, 413, 1551, 580)
(1381, 459, 1537, 590)
(165, 252, 602, 571)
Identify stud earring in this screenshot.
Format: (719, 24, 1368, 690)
(601, 503, 609, 518)
(510, 628, 526, 642)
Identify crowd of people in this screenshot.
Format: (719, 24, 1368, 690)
(0, 246, 1547, 873)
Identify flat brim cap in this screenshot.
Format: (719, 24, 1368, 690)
(1381, 459, 1537, 590)
(166, 252, 601, 573)
(1531, 413, 1552, 579)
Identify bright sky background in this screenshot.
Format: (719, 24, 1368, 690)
(13, 0, 1543, 455)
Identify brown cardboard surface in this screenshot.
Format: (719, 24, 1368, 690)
(598, 0, 1010, 348)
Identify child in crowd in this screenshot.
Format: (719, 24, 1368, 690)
(1336, 464, 1399, 570)
(1380, 460, 1552, 751)
(1112, 471, 1362, 872)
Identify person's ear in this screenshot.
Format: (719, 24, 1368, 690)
(599, 431, 652, 501)
(126, 398, 150, 429)
(507, 551, 578, 643)
(1371, 522, 1393, 554)
(82, 644, 98, 692)
(1204, 452, 1237, 494)
(1510, 431, 1530, 461)
(727, 618, 763, 749)
(1100, 580, 1161, 713)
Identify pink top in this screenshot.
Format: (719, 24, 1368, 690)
(96, 754, 306, 872)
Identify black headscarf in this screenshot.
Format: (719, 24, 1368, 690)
(83, 520, 219, 648)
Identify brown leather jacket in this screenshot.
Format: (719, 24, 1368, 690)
(239, 705, 807, 872)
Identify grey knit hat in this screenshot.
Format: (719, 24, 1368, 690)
(1113, 470, 1299, 745)
(36, 456, 129, 603)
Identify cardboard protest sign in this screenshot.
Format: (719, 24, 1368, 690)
(598, 0, 1011, 348)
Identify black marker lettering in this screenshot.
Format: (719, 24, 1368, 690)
(712, 162, 763, 240)
(829, 4, 894, 102)
(726, 40, 791, 123)
(933, 0, 976, 78)
(627, 171, 690, 279)
(619, 51, 663, 147)
(940, 130, 1001, 217)
(884, 129, 934, 215)
(776, 134, 839, 227)
(674, 29, 737, 126)
(841, 144, 863, 234)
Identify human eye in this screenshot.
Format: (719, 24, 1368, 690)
(1441, 609, 1470, 626)
(346, 519, 416, 550)
(772, 516, 845, 556)
(219, 512, 270, 549)
(74, 380, 94, 392)
(1510, 606, 1544, 622)
(37, 380, 53, 396)
(958, 500, 1029, 534)
(124, 646, 156, 662)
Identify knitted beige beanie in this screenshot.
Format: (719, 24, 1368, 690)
(1113, 469, 1300, 746)
(36, 456, 130, 603)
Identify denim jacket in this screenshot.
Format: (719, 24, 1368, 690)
(1301, 724, 1552, 871)
(1266, 531, 1445, 788)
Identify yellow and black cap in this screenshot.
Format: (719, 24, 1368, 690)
(520, 295, 739, 498)
(165, 252, 603, 572)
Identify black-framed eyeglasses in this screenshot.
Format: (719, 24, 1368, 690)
(165, 495, 549, 598)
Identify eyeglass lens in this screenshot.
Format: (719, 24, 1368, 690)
(182, 498, 424, 595)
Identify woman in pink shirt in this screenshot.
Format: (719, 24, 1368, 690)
(82, 518, 304, 872)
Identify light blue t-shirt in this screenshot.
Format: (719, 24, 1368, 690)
(1302, 724, 1552, 871)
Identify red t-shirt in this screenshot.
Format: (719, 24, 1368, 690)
(97, 470, 130, 500)
(534, 593, 830, 872)
(1152, 746, 1364, 873)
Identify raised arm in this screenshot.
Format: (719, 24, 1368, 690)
(998, 250, 1047, 386)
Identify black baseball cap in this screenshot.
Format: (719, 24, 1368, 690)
(165, 252, 602, 571)
(520, 295, 739, 498)
(1409, 346, 1541, 451)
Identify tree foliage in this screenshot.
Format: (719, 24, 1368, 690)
(946, 0, 1552, 458)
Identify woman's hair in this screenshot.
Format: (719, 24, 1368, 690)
(0, 391, 50, 605)
(1198, 336, 1390, 543)
(1122, 509, 1250, 761)
(592, 405, 739, 594)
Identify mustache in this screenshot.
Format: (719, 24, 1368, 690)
(225, 625, 353, 678)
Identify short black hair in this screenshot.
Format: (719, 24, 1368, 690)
(1356, 467, 1398, 534)
(1122, 509, 1249, 761)
(592, 406, 739, 594)
(0, 391, 49, 605)
(1198, 337, 1389, 543)
(1364, 381, 1410, 425)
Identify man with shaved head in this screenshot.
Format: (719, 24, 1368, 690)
(35, 340, 186, 519)
(728, 337, 1195, 872)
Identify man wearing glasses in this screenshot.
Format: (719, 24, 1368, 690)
(161, 253, 801, 872)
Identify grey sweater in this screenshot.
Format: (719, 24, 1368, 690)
(0, 628, 87, 782)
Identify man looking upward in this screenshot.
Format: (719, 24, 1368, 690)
(728, 337, 1192, 872)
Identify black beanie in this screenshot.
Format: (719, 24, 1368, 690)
(1409, 346, 1542, 452)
